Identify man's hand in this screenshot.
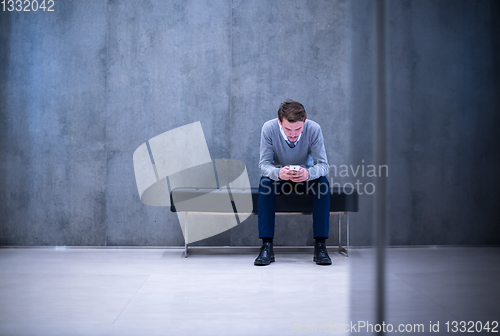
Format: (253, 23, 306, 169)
(278, 167, 295, 181)
(289, 167, 309, 182)
(279, 166, 309, 182)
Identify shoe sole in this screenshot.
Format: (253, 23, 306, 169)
(313, 257, 332, 265)
(254, 256, 275, 266)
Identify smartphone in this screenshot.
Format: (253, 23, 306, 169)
(289, 165, 300, 171)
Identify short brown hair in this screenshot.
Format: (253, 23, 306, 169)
(277, 100, 307, 122)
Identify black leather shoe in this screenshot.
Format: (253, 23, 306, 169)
(314, 241, 332, 265)
(254, 242, 275, 266)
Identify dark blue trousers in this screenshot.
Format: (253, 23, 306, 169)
(258, 176, 330, 239)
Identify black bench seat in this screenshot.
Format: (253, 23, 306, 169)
(170, 187, 358, 257)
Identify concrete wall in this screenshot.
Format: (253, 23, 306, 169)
(1, 0, 499, 246)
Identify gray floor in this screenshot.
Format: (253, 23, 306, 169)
(0, 247, 498, 336)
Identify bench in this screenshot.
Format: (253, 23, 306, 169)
(170, 187, 358, 257)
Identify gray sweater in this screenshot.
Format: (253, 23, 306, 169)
(259, 118, 329, 181)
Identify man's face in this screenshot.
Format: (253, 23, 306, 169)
(279, 119, 305, 142)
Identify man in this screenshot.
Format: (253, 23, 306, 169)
(255, 100, 331, 266)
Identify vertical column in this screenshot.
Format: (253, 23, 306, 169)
(374, 0, 388, 334)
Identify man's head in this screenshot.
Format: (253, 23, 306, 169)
(278, 100, 307, 142)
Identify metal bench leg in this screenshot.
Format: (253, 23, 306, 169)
(338, 214, 342, 251)
(185, 213, 188, 258)
(346, 212, 350, 257)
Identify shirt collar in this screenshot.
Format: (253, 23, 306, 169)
(279, 121, 302, 145)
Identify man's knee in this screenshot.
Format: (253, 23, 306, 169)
(259, 177, 274, 196)
(308, 176, 330, 196)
